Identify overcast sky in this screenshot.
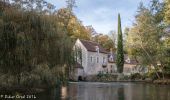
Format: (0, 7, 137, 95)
(49, 0, 151, 34)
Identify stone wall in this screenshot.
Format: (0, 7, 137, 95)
(86, 51, 108, 75)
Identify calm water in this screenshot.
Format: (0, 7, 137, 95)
(38, 82, 170, 100)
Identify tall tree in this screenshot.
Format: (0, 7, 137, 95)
(164, 0, 170, 24)
(0, 0, 75, 85)
(55, 8, 91, 40)
(116, 14, 124, 73)
(125, 2, 166, 78)
(163, 0, 170, 75)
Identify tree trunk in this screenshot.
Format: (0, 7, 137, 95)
(161, 64, 165, 79)
(153, 65, 161, 79)
(138, 37, 161, 79)
(16, 73, 21, 85)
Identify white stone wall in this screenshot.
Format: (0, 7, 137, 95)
(123, 64, 134, 75)
(86, 51, 108, 75)
(107, 63, 117, 73)
(123, 64, 148, 75)
(74, 39, 88, 68)
(78, 68, 84, 77)
(106, 63, 148, 75)
(71, 68, 84, 81)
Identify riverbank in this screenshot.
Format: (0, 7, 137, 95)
(73, 80, 152, 83)
(0, 84, 61, 94)
(0, 86, 45, 94)
(153, 79, 170, 85)
(72, 79, 170, 85)
(75, 73, 170, 85)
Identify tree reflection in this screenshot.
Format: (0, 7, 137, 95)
(118, 87, 125, 100)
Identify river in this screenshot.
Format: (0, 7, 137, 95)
(38, 82, 170, 100)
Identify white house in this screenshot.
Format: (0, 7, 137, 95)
(72, 39, 108, 80)
(107, 49, 117, 73)
(108, 53, 148, 75)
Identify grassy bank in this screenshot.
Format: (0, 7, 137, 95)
(0, 64, 68, 94)
(153, 79, 170, 85)
(80, 73, 170, 85)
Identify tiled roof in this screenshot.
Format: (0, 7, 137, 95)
(124, 54, 138, 65)
(80, 39, 108, 54)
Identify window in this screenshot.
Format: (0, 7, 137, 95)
(103, 57, 105, 63)
(110, 65, 113, 73)
(91, 56, 93, 62)
(97, 57, 99, 63)
(111, 58, 113, 61)
(111, 65, 113, 68)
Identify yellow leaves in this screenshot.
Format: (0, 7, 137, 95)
(54, 8, 91, 40)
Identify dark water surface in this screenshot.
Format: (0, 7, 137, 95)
(38, 82, 170, 100)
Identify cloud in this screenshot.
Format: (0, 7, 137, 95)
(49, 0, 151, 34)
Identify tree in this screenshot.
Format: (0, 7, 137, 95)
(116, 14, 124, 73)
(0, 0, 75, 86)
(163, 0, 170, 75)
(150, 0, 165, 24)
(124, 27, 130, 54)
(108, 30, 117, 52)
(86, 25, 97, 37)
(92, 34, 115, 51)
(125, 2, 167, 78)
(55, 8, 91, 40)
(164, 0, 170, 24)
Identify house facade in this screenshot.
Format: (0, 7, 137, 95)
(72, 39, 108, 80)
(108, 53, 148, 75)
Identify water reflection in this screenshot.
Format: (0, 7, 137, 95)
(37, 82, 170, 100)
(118, 87, 124, 100)
(67, 82, 170, 100)
(61, 86, 67, 99)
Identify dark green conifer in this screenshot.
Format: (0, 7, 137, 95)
(116, 13, 124, 73)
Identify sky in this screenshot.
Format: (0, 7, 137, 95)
(49, 0, 151, 34)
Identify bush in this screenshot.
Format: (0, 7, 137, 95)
(96, 72, 117, 82)
(0, 73, 16, 87)
(123, 75, 130, 80)
(97, 71, 103, 78)
(21, 64, 56, 88)
(130, 73, 142, 80)
(0, 64, 61, 88)
(147, 71, 162, 80)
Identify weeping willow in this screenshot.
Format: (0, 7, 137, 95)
(0, 1, 75, 86)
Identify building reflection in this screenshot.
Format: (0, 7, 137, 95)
(61, 86, 68, 100)
(60, 82, 170, 100)
(68, 83, 122, 100)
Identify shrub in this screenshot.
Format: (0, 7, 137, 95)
(147, 71, 162, 80)
(28, 64, 56, 87)
(0, 73, 16, 87)
(123, 75, 130, 80)
(96, 72, 117, 81)
(130, 73, 142, 80)
(97, 71, 103, 78)
(0, 64, 60, 88)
